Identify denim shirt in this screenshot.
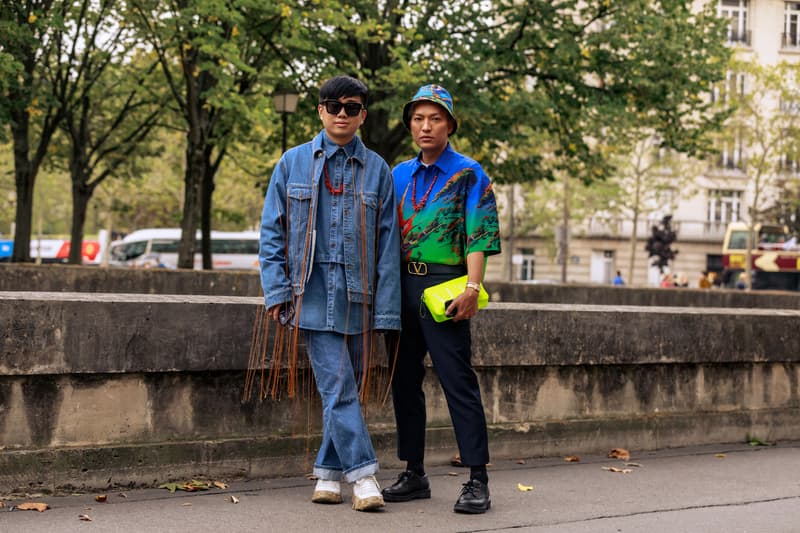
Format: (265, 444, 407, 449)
(259, 130, 401, 333)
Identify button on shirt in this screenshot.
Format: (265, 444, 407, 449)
(393, 143, 501, 264)
(302, 134, 366, 333)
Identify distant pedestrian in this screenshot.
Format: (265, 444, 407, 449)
(736, 272, 749, 290)
(612, 271, 625, 286)
(698, 271, 712, 289)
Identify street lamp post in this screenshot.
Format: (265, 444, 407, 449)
(273, 89, 299, 153)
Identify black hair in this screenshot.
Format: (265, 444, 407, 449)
(319, 76, 368, 105)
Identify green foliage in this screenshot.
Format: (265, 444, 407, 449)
(3, 0, 734, 251)
(482, 0, 731, 184)
(718, 59, 800, 226)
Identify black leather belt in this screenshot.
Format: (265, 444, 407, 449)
(404, 261, 466, 276)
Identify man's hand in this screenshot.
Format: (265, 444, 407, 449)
(267, 302, 294, 325)
(445, 289, 479, 322)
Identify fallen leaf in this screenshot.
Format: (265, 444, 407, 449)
(447, 472, 459, 476)
(16, 502, 50, 512)
(182, 503, 192, 507)
(118, 493, 128, 498)
(78, 514, 92, 521)
(564, 455, 581, 462)
(602, 466, 632, 474)
(715, 454, 726, 459)
(450, 454, 463, 467)
(747, 436, 774, 447)
(516, 459, 526, 465)
(608, 448, 631, 461)
(305, 474, 318, 481)
(213, 481, 229, 490)
(95, 494, 107, 503)
(517, 483, 534, 492)
(624, 462, 642, 468)
(228, 496, 239, 504)
(159, 480, 210, 493)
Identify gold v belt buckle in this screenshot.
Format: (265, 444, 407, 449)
(407, 261, 428, 275)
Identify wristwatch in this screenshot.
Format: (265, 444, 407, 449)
(465, 281, 481, 293)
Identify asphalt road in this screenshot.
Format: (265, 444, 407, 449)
(2, 442, 799, 533)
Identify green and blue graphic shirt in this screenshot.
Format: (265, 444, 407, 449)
(393, 143, 501, 264)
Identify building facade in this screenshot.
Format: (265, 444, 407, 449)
(487, 0, 800, 287)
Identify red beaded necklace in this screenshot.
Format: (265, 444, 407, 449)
(411, 172, 437, 211)
(323, 161, 344, 195)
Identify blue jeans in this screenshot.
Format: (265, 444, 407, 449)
(305, 330, 379, 482)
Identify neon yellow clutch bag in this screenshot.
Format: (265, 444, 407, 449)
(421, 275, 488, 322)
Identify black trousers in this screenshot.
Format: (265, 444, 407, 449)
(390, 268, 490, 467)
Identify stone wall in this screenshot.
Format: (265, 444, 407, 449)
(3, 263, 799, 308)
(2, 291, 799, 492)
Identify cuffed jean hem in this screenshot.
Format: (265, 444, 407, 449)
(313, 466, 343, 482)
(343, 460, 379, 483)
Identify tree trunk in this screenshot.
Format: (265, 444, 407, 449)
(68, 180, 91, 265)
(560, 174, 569, 283)
(11, 110, 34, 263)
(628, 209, 639, 285)
(200, 145, 215, 270)
(179, 136, 203, 269)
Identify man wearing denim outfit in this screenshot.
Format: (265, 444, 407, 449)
(259, 76, 401, 512)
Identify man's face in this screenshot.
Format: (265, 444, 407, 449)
(409, 101, 453, 153)
(318, 96, 366, 145)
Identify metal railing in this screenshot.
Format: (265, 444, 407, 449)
(582, 217, 729, 241)
(781, 32, 800, 49)
(727, 28, 751, 45)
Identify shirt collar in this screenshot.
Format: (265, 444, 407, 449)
(314, 130, 365, 165)
(411, 142, 456, 176)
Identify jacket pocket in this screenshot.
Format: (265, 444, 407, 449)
(287, 184, 313, 289)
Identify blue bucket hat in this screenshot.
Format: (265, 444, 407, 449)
(402, 84, 458, 135)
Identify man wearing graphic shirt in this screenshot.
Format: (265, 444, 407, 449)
(383, 84, 501, 514)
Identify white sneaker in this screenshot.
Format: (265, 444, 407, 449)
(312, 479, 343, 504)
(352, 475, 385, 511)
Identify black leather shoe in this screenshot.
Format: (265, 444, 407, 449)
(382, 470, 431, 502)
(453, 479, 490, 514)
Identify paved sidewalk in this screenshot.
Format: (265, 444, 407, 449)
(2, 442, 799, 533)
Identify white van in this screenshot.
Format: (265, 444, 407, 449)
(109, 228, 259, 270)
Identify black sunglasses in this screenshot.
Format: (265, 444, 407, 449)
(321, 100, 365, 117)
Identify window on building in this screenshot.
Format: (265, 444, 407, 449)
(711, 71, 746, 104)
(777, 128, 800, 175)
(518, 247, 535, 281)
(784, 2, 800, 48)
(706, 254, 724, 274)
(779, 152, 800, 175)
(719, 0, 750, 44)
(779, 97, 800, 114)
(717, 130, 745, 169)
(707, 189, 742, 225)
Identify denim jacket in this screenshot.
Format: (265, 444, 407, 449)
(259, 130, 401, 332)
